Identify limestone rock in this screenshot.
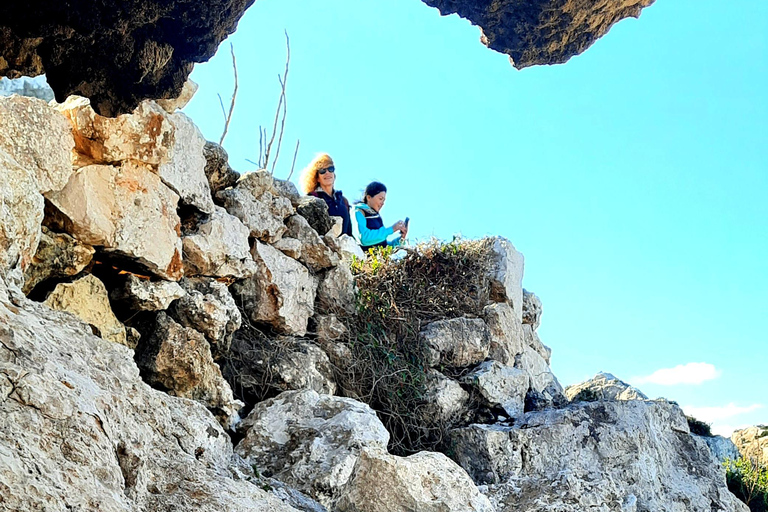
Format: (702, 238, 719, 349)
(522, 289, 542, 330)
(182, 206, 256, 279)
(272, 177, 302, 206)
(110, 273, 186, 312)
(203, 141, 239, 193)
(462, 360, 529, 418)
(0, 75, 54, 101)
(315, 314, 349, 342)
(522, 323, 551, 364)
(236, 389, 389, 508)
(43, 274, 127, 346)
(170, 278, 241, 355)
(420, 317, 491, 368)
(449, 400, 747, 512)
(296, 196, 334, 237)
(273, 237, 303, 259)
(316, 264, 356, 315)
(232, 241, 317, 335)
(156, 78, 198, 113)
(421, 370, 470, 425)
(285, 215, 339, 271)
(0, 276, 299, 511)
(46, 163, 184, 280)
(482, 302, 525, 365)
(336, 449, 495, 512)
(487, 237, 525, 322)
(217, 170, 294, 243)
(565, 371, 648, 402)
(732, 425, 768, 466)
(698, 435, 741, 464)
(22, 227, 95, 295)
(272, 341, 337, 395)
(515, 346, 564, 408)
(0, 95, 75, 194)
(135, 312, 242, 426)
(338, 234, 366, 262)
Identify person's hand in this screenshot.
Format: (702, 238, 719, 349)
(393, 221, 405, 233)
(400, 226, 409, 240)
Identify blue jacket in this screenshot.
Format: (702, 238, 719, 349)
(309, 188, 352, 237)
(354, 203, 402, 251)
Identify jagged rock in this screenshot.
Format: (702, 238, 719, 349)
(182, 206, 256, 279)
(328, 217, 343, 237)
(522, 323, 551, 364)
(482, 302, 525, 365)
(110, 273, 186, 312)
(232, 241, 317, 335)
(521, 289, 542, 329)
(487, 236, 525, 322)
(316, 264, 356, 315)
(236, 389, 390, 508)
(515, 346, 564, 408)
(732, 425, 768, 466)
(565, 371, 648, 402)
(338, 234, 366, 262)
(336, 449, 495, 512)
(0, 0, 258, 116)
(0, 277, 299, 511)
(217, 170, 294, 243)
(169, 278, 241, 355)
(22, 227, 95, 295)
(46, 162, 184, 280)
(156, 79, 198, 113)
(272, 341, 337, 395)
(273, 237, 304, 259)
(43, 274, 127, 346)
(296, 196, 334, 237)
(272, 177, 302, 207)
(449, 400, 747, 512)
(315, 314, 348, 342)
(0, 75, 54, 101)
(698, 435, 741, 464)
(421, 370, 470, 424)
(285, 215, 339, 271)
(203, 141, 239, 193)
(461, 360, 528, 418)
(135, 312, 242, 426)
(420, 317, 491, 368)
(0, 95, 75, 194)
(423, 0, 656, 69)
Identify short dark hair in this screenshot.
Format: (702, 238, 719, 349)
(364, 181, 387, 200)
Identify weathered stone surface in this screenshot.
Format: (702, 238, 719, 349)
(271, 341, 337, 395)
(482, 302, 524, 365)
(0, 95, 75, 194)
(296, 196, 334, 237)
(462, 360, 528, 418)
(0, 155, 42, 279)
(203, 141, 239, 194)
(46, 163, 184, 280)
(732, 425, 768, 466)
(0, 0, 258, 116)
(565, 371, 648, 402)
(236, 390, 389, 508)
(217, 170, 294, 243)
(522, 323, 551, 364)
(420, 317, 491, 368)
(273, 177, 301, 207)
(336, 449, 494, 512)
(522, 289, 542, 330)
(285, 215, 339, 271)
(0, 278, 299, 511)
(488, 236, 525, 322)
(170, 278, 241, 355)
(0, 75, 54, 101)
(515, 346, 564, 408)
(422, 370, 470, 424)
(273, 237, 303, 259)
(22, 227, 95, 295)
(698, 435, 741, 465)
(338, 234, 366, 262)
(43, 274, 127, 346)
(110, 273, 186, 312)
(423, 0, 656, 69)
(182, 206, 256, 279)
(135, 312, 242, 426)
(449, 400, 747, 512)
(156, 79, 198, 113)
(316, 264, 356, 315)
(315, 314, 348, 342)
(232, 241, 317, 335)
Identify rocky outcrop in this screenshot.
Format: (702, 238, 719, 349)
(203, 141, 239, 194)
(423, 0, 656, 69)
(450, 400, 748, 512)
(296, 196, 334, 237)
(482, 302, 524, 365)
(699, 435, 741, 464)
(487, 237, 525, 321)
(421, 317, 491, 368)
(521, 289, 542, 329)
(284, 215, 339, 272)
(462, 360, 528, 418)
(566, 371, 649, 402)
(732, 425, 768, 466)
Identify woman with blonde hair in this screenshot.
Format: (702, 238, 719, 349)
(299, 153, 352, 237)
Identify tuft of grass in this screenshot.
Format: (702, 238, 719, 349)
(686, 415, 713, 437)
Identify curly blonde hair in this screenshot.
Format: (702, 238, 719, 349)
(299, 153, 335, 194)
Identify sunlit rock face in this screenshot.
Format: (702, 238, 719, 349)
(422, 0, 656, 68)
(0, 0, 254, 116)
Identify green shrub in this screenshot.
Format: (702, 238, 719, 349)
(725, 457, 768, 512)
(686, 415, 713, 437)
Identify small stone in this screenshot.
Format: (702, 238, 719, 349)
(202, 141, 239, 194)
(522, 288, 542, 329)
(110, 273, 186, 311)
(23, 227, 95, 295)
(155, 78, 198, 113)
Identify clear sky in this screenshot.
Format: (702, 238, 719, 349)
(183, 0, 768, 436)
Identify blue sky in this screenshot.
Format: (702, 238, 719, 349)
(183, 0, 768, 435)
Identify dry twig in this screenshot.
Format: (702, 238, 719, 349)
(218, 44, 238, 146)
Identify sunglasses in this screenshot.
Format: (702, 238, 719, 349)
(318, 166, 335, 175)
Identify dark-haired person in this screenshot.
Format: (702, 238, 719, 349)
(354, 181, 407, 252)
(299, 153, 352, 237)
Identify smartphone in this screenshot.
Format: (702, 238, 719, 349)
(405, 217, 410, 228)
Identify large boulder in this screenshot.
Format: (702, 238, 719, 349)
(420, 317, 491, 368)
(515, 346, 564, 408)
(487, 237, 525, 322)
(482, 301, 524, 366)
(420, 369, 470, 425)
(22, 227, 95, 295)
(565, 372, 648, 402)
(236, 389, 390, 508)
(46, 163, 184, 280)
(449, 400, 747, 512)
(43, 274, 127, 346)
(461, 360, 529, 418)
(732, 425, 768, 466)
(232, 241, 317, 335)
(284, 215, 339, 272)
(0, 277, 301, 511)
(698, 435, 741, 464)
(109, 273, 186, 312)
(295, 196, 334, 237)
(521, 289, 542, 330)
(522, 323, 551, 364)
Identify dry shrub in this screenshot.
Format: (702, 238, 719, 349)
(333, 238, 494, 455)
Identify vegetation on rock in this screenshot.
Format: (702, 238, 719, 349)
(726, 457, 768, 512)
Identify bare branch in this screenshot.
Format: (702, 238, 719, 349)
(218, 43, 238, 146)
(286, 139, 300, 181)
(264, 31, 290, 170)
